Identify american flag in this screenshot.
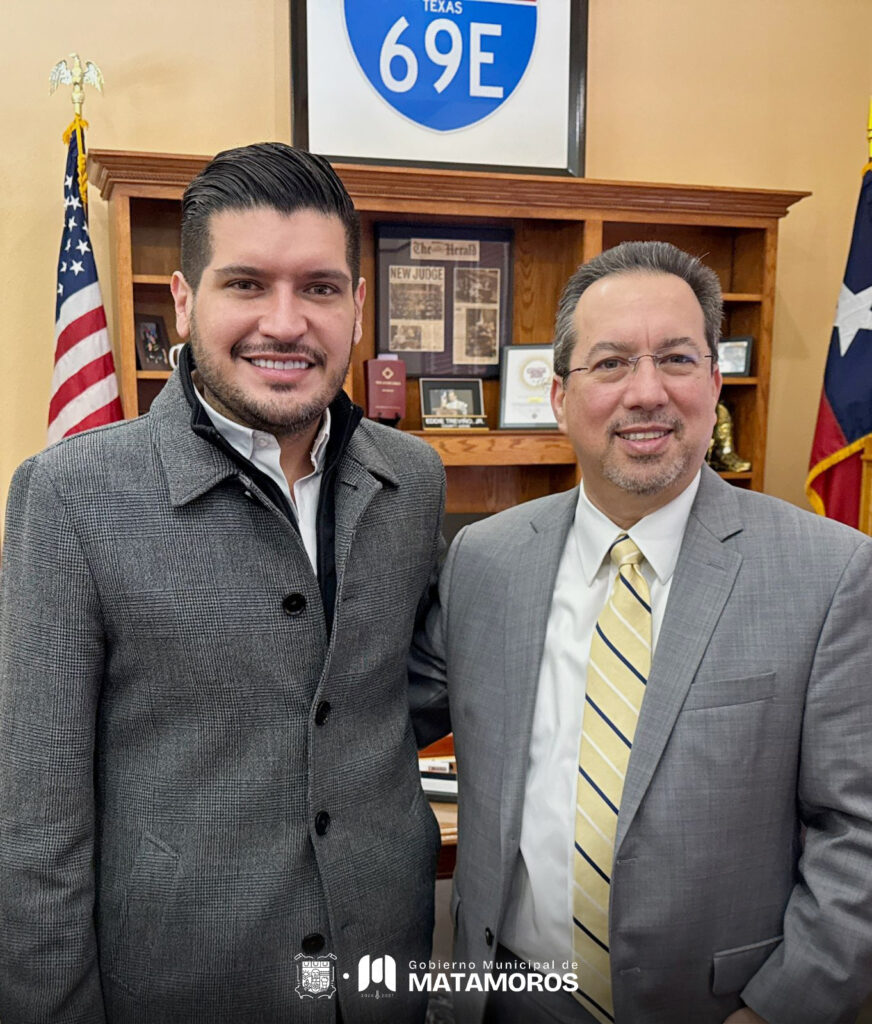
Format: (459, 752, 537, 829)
(48, 121, 122, 444)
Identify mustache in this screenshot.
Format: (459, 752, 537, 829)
(608, 414, 683, 434)
(232, 341, 326, 366)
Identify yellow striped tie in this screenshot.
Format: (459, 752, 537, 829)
(572, 535, 651, 1023)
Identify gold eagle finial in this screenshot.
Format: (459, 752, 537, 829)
(49, 53, 104, 118)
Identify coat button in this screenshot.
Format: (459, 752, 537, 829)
(315, 701, 331, 726)
(485, 928, 494, 946)
(302, 932, 325, 954)
(282, 593, 306, 616)
(315, 811, 331, 836)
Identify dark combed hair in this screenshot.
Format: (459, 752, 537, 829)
(180, 142, 360, 289)
(552, 240, 723, 379)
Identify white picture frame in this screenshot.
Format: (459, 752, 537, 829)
(291, 0, 588, 175)
(499, 345, 558, 429)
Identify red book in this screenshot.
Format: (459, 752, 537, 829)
(364, 358, 406, 421)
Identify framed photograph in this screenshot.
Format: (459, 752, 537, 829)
(420, 378, 487, 430)
(134, 314, 171, 371)
(717, 336, 753, 377)
(377, 224, 512, 379)
(499, 345, 558, 429)
(291, 0, 588, 175)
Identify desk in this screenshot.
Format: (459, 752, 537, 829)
(431, 800, 458, 879)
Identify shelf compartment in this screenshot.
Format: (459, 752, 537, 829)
(131, 198, 182, 277)
(412, 430, 575, 467)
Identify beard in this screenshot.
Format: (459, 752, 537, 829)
(600, 415, 696, 496)
(601, 448, 696, 496)
(188, 314, 353, 439)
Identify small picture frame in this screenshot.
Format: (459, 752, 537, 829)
(134, 314, 172, 371)
(420, 378, 487, 430)
(499, 345, 559, 429)
(717, 336, 753, 377)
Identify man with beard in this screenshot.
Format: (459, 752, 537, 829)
(0, 143, 444, 1024)
(411, 242, 872, 1023)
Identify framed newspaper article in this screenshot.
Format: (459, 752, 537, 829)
(499, 345, 558, 429)
(376, 224, 512, 378)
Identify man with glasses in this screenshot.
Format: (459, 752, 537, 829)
(411, 241, 872, 1024)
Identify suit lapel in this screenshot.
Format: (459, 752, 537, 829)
(615, 468, 744, 853)
(499, 490, 578, 888)
(333, 465, 381, 585)
(332, 429, 397, 585)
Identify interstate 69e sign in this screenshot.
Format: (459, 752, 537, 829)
(297, 0, 585, 173)
(343, 0, 537, 132)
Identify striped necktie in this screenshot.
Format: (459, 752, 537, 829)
(572, 535, 651, 1023)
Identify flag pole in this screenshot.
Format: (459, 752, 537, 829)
(47, 53, 122, 443)
(866, 96, 872, 173)
(49, 54, 104, 210)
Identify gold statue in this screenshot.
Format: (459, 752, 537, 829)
(707, 402, 751, 473)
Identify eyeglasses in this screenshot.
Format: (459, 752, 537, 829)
(564, 351, 715, 386)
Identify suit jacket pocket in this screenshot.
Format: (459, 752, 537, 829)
(711, 935, 782, 995)
(105, 831, 180, 993)
(683, 671, 776, 711)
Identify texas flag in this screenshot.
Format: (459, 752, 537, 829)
(806, 164, 872, 527)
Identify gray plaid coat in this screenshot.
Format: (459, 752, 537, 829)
(0, 372, 444, 1024)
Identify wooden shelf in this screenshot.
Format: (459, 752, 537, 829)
(89, 151, 809, 219)
(721, 376, 758, 385)
(412, 430, 575, 467)
(723, 292, 763, 302)
(137, 371, 171, 380)
(134, 274, 173, 286)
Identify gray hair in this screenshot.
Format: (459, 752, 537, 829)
(552, 241, 723, 379)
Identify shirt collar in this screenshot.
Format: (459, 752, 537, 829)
(193, 385, 332, 474)
(574, 470, 701, 585)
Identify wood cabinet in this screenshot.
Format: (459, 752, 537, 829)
(88, 151, 807, 512)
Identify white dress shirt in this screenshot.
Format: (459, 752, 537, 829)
(499, 472, 701, 965)
(194, 389, 330, 574)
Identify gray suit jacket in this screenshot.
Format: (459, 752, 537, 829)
(411, 467, 872, 1024)
(0, 373, 445, 1024)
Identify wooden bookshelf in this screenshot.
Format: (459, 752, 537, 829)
(89, 150, 807, 507)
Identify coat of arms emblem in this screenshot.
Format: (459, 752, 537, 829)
(294, 953, 337, 999)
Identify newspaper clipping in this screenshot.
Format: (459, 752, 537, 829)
(453, 268, 500, 365)
(388, 265, 445, 354)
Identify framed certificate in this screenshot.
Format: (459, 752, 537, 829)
(499, 345, 558, 429)
(377, 223, 512, 379)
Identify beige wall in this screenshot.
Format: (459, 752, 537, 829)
(3, 0, 872, 524)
